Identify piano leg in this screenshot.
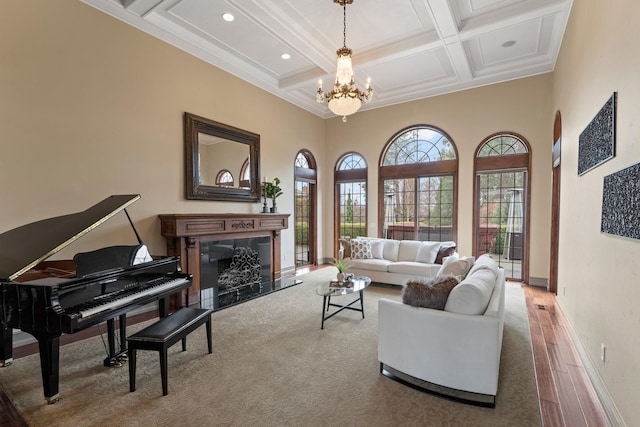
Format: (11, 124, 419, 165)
(33, 333, 61, 404)
(104, 315, 128, 367)
(159, 296, 169, 318)
(0, 325, 13, 367)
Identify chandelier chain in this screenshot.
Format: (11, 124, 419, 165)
(343, 2, 347, 48)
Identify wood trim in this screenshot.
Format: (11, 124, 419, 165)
(475, 154, 529, 171)
(549, 111, 562, 294)
(378, 159, 457, 178)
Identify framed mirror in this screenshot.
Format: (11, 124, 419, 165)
(184, 112, 260, 202)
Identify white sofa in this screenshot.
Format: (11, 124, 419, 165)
(340, 237, 457, 285)
(378, 254, 506, 406)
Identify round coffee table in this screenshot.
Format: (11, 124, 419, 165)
(316, 276, 371, 329)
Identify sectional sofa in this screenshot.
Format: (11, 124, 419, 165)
(339, 237, 457, 285)
(377, 254, 506, 406)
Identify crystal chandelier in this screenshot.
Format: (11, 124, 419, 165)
(316, 0, 372, 122)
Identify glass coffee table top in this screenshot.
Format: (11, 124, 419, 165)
(315, 276, 372, 297)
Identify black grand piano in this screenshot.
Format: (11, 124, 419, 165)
(0, 195, 191, 403)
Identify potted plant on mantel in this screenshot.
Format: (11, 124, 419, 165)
(331, 257, 352, 282)
(263, 177, 283, 213)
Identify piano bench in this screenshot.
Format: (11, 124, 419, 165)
(127, 307, 212, 396)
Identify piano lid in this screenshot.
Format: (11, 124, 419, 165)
(0, 194, 141, 281)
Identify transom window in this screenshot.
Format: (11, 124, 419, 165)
(295, 153, 310, 168)
(215, 169, 234, 186)
(477, 134, 528, 157)
(380, 125, 457, 242)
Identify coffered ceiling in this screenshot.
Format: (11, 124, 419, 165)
(82, 0, 573, 119)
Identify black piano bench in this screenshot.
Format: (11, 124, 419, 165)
(127, 307, 212, 396)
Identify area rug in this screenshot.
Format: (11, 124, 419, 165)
(0, 268, 541, 426)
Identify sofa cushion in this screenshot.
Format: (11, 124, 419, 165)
(383, 239, 400, 262)
(350, 239, 372, 259)
(437, 256, 475, 279)
(466, 253, 499, 278)
(387, 261, 441, 277)
(348, 258, 392, 272)
(402, 275, 460, 310)
(398, 240, 422, 261)
(370, 239, 385, 259)
(415, 241, 441, 263)
(444, 268, 497, 315)
(435, 243, 457, 264)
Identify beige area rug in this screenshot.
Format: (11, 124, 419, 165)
(0, 269, 541, 426)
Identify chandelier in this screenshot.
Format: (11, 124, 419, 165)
(316, 0, 372, 122)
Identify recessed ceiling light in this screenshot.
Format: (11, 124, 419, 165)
(502, 40, 516, 48)
(222, 13, 234, 22)
(281, 53, 291, 60)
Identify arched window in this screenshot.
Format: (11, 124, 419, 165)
(474, 132, 531, 282)
(215, 169, 234, 187)
(294, 150, 317, 268)
(335, 153, 368, 255)
(239, 157, 250, 188)
(379, 125, 458, 241)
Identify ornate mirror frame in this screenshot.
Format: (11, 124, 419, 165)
(184, 112, 260, 202)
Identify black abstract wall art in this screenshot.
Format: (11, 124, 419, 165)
(578, 92, 616, 175)
(601, 162, 640, 240)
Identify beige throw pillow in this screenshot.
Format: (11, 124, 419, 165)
(437, 256, 475, 279)
(339, 237, 351, 259)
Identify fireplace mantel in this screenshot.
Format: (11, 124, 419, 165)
(158, 213, 289, 308)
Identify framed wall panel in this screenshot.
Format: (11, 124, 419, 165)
(578, 92, 616, 175)
(601, 162, 640, 240)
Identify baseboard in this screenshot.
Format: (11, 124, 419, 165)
(528, 276, 548, 288)
(555, 301, 627, 427)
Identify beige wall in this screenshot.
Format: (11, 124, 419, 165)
(324, 75, 553, 281)
(552, 0, 640, 424)
(3, 0, 636, 424)
(0, 0, 325, 270)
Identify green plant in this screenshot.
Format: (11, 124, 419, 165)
(330, 257, 352, 273)
(263, 177, 283, 199)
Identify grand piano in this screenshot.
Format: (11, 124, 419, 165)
(0, 195, 192, 403)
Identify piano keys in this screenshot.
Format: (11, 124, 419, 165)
(0, 195, 192, 403)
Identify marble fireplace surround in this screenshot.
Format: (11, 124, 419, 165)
(158, 213, 289, 309)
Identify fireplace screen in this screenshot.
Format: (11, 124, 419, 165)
(199, 237, 271, 310)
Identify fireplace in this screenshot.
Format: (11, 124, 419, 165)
(200, 237, 272, 309)
(158, 213, 290, 309)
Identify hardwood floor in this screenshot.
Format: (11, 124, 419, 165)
(523, 284, 611, 427)
(0, 283, 612, 426)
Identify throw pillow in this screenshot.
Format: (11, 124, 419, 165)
(435, 245, 457, 264)
(370, 239, 385, 259)
(338, 237, 351, 259)
(350, 239, 372, 259)
(415, 241, 441, 263)
(436, 256, 475, 279)
(401, 275, 460, 310)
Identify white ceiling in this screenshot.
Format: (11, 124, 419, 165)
(81, 0, 573, 119)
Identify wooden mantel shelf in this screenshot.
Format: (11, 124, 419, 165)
(158, 213, 289, 308)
